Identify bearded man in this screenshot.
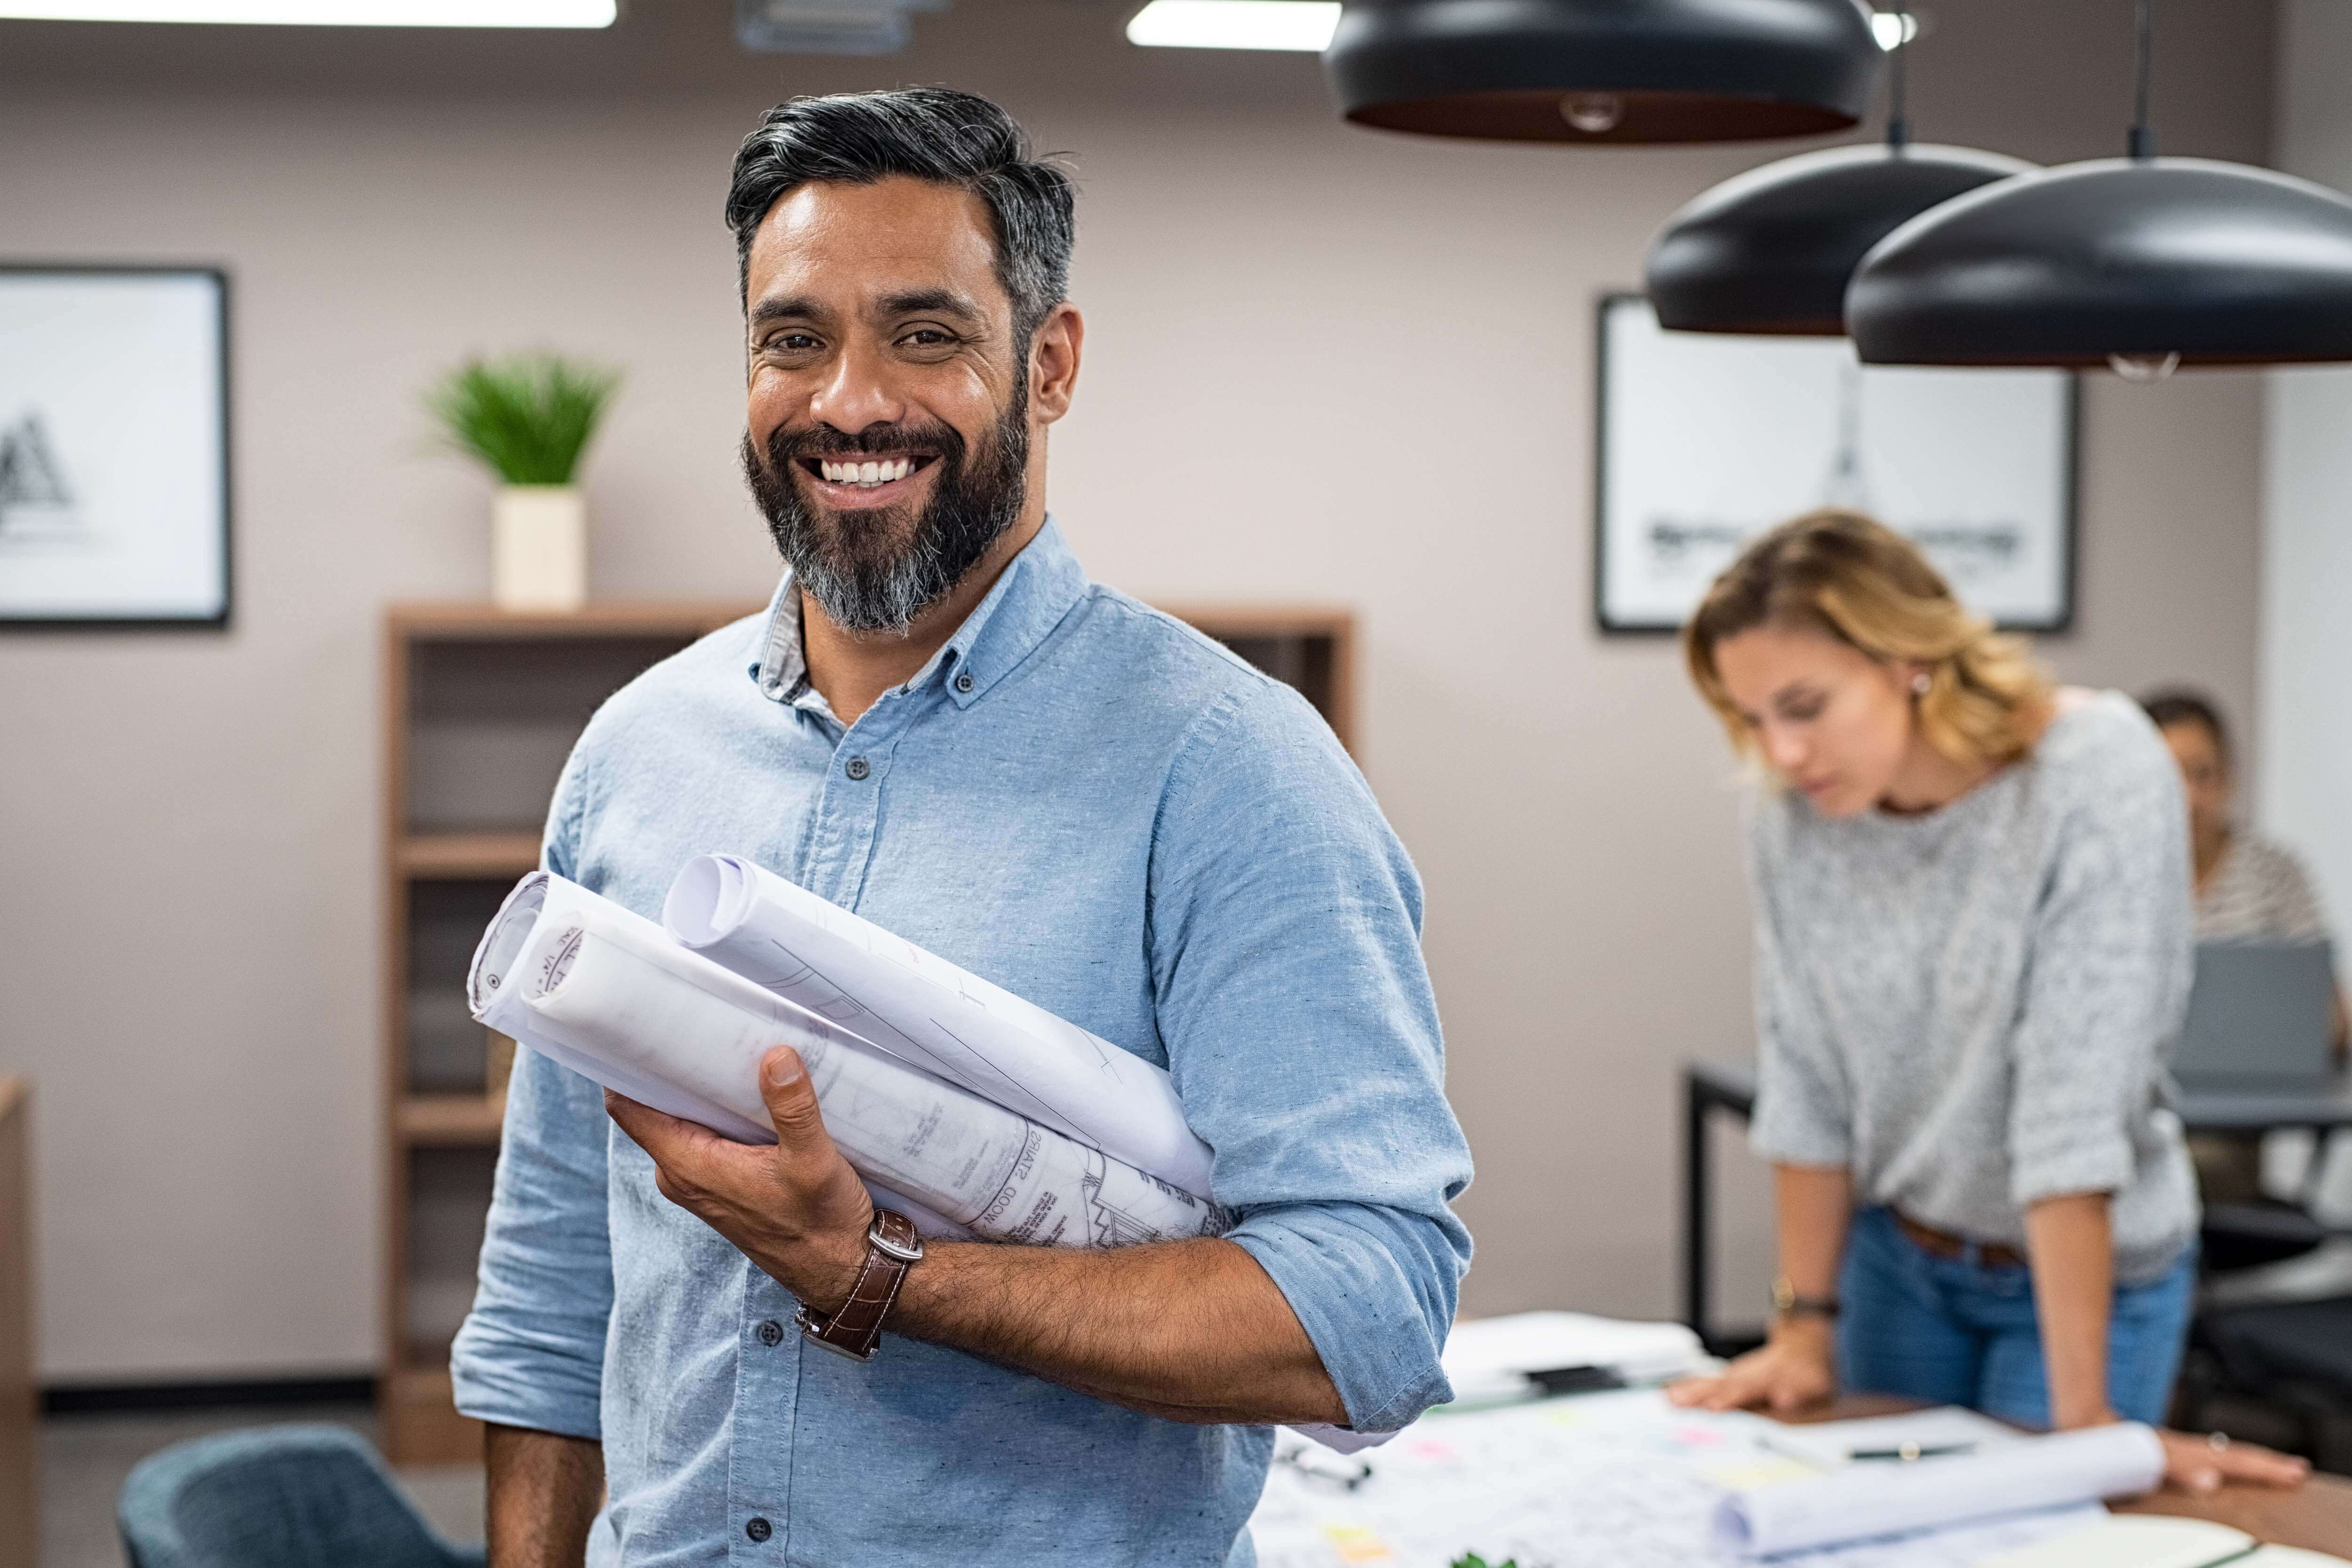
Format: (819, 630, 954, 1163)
(452, 88, 1472, 1568)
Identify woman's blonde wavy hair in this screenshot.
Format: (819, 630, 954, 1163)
(1684, 509, 2054, 768)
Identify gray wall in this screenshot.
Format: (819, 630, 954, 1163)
(2260, 0, 2352, 947)
(0, 0, 2276, 1380)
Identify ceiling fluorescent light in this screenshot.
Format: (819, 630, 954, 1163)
(1126, 0, 1338, 52)
(0, 0, 614, 24)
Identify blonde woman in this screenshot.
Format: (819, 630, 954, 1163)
(1666, 512, 2305, 1492)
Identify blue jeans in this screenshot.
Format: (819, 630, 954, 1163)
(1835, 1206, 2197, 1427)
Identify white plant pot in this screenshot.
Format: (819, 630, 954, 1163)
(492, 485, 588, 611)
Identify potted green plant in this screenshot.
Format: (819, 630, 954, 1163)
(428, 353, 620, 611)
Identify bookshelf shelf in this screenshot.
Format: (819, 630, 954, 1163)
(397, 832, 543, 880)
(397, 1095, 508, 1146)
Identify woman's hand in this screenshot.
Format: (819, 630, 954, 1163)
(1667, 1320, 1837, 1415)
(2153, 1427, 2309, 1494)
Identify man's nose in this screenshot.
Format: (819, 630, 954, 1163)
(808, 339, 906, 434)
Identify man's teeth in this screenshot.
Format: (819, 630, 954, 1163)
(819, 457, 914, 487)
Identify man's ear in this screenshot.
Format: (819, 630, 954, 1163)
(1028, 302, 1084, 427)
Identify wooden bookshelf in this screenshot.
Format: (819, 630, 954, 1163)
(377, 596, 1359, 1464)
(380, 601, 760, 1464)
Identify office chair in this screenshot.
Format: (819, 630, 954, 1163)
(117, 1424, 485, 1568)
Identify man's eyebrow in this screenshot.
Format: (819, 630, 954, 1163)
(748, 295, 826, 329)
(876, 288, 985, 322)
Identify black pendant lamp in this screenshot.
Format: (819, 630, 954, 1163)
(1645, 15, 2033, 334)
(1848, 0, 2352, 372)
(1324, 0, 1884, 145)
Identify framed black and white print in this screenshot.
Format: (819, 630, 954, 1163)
(1594, 293, 2076, 635)
(0, 266, 230, 628)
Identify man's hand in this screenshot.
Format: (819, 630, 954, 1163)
(608, 1042, 1346, 1426)
(604, 1045, 874, 1314)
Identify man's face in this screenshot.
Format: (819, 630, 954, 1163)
(739, 176, 1035, 634)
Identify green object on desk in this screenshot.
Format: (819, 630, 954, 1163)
(1452, 1556, 1520, 1568)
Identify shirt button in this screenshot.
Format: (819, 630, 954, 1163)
(746, 1517, 772, 1543)
(756, 1319, 784, 1347)
(844, 755, 871, 781)
(954, 671, 974, 693)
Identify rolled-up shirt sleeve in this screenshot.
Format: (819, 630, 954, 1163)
(1146, 681, 1474, 1435)
(1746, 804, 1853, 1169)
(2006, 746, 2192, 1209)
(450, 765, 614, 1440)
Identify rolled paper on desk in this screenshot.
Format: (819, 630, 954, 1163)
(1711, 1421, 2166, 1558)
(664, 852, 1217, 1198)
(471, 871, 1229, 1248)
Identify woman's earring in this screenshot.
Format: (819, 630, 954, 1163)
(1912, 671, 1932, 696)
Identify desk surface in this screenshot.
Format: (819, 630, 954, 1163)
(1802, 1396, 2352, 1552)
(1691, 1059, 2352, 1133)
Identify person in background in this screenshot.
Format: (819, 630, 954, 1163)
(1667, 511, 2304, 1494)
(2141, 687, 2348, 1208)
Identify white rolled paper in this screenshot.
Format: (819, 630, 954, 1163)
(664, 852, 1216, 1198)
(1712, 1422, 2167, 1558)
(470, 872, 1228, 1249)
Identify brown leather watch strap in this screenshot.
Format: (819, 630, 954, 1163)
(795, 1209, 922, 1361)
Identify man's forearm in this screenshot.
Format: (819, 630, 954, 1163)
(886, 1235, 1348, 1427)
(2024, 1192, 2115, 1429)
(486, 1423, 604, 1568)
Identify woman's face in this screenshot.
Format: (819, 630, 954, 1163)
(1711, 624, 1920, 819)
(2160, 719, 2231, 841)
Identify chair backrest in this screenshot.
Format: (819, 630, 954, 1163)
(118, 1424, 483, 1568)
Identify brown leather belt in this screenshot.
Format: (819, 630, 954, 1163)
(1892, 1209, 2028, 1269)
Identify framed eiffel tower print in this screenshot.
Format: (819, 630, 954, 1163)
(0, 265, 230, 629)
(1592, 293, 2077, 636)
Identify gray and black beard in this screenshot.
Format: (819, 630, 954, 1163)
(740, 388, 1030, 635)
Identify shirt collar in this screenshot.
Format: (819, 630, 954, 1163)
(749, 517, 1089, 711)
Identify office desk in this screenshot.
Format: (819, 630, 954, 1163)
(1802, 1395, 2352, 1552)
(1681, 1060, 2352, 1344)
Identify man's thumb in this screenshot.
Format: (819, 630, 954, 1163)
(761, 1047, 826, 1143)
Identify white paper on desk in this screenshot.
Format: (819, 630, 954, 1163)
(1759, 1408, 2018, 1470)
(471, 872, 1229, 1248)
(664, 853, 1216, 1198)
(1713, 1421, 2165, 1558)
(1442, 1311, 1712, 1403)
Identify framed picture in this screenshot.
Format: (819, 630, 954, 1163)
(1594, 293, 2076, 635)
(0, 265, 231, 629)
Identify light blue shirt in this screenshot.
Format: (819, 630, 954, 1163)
(452, 521, 1474, 1568)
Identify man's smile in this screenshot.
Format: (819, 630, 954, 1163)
(793, 450, 941, 509)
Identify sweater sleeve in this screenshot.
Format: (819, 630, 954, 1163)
(2006, 719, 2194, 1208)
(1745, 798, 1854, 1169)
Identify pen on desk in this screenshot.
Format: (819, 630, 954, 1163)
(1848, 1442, 1977, 1462)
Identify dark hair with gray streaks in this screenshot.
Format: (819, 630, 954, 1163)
(725, 88, 1076, 345)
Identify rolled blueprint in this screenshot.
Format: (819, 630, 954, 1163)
(664, 853, 1216, 1199)
(1711, 1422, 2166, 1558)
(471, 872, 1229, 1249)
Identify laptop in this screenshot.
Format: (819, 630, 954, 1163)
(2174, 940, 2337, 1090)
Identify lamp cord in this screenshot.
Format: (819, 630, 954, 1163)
(1885, 9, 1910, 151)
(2129, 0, 2156, 160)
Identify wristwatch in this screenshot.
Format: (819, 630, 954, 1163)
(1771, 1275, 1841, 1323)
(796, 1209, 923, 1361)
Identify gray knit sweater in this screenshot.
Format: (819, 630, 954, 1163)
(1747, 690, 2200, 1284)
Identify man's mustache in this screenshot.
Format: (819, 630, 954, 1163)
(763, 422, 965, 465)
